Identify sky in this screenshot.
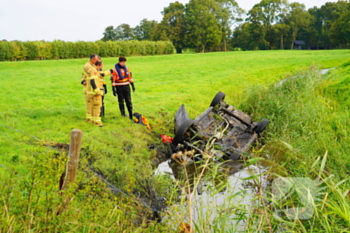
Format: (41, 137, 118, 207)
(0, 0, 337, 42)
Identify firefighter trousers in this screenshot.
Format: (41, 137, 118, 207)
(116, 85, 132, 118)
(100, 95, 105, 117)
(86, 95, 102, 125)
(85, 94, 92, 121)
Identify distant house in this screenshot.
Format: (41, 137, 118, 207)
(293, 40, 306, 50)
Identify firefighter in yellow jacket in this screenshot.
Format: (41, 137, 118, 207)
(81, 54, 98, 121)
(85, 61, 112, 127)
(82, 55, 113, 123)
(81, 54, 99, 93)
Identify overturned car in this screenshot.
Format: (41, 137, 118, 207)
(172, 92, 269, 161)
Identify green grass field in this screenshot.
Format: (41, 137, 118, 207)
(0, 50, 349, 232)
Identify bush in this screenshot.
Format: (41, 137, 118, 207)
(11, 41, 27, 61)
(37, 41, 52, 59)
(23, 41, 39, 60)
(106, 41, 120, 57)
(96, 40, 107, 57)
(118, 41, 130, 56)
(0, 41, 14, 61)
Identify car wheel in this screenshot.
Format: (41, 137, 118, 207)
(254, 119, 270, 134)
(172, 119, 194, 145)
(210, 92, 225, 107)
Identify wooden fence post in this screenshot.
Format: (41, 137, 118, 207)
(57, 129, 83, 215)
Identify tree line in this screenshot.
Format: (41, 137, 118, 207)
(0, 40, 174, 61)
(102, 0, 350, 52)
(1, 0, 349, 61)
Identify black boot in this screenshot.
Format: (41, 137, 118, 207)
(127, 107, 133, 120)
(119, 104, 126, 117)
(100, 106, 105, 117)
(121, 109, 127, 117)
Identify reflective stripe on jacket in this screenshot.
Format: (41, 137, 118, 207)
(86, 66, 103, 96)
(81, 61, 94, 93)
(111, 69, 133, 86)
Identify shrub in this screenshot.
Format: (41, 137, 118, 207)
(23, 41, 39, 60)
(0, 41, 14, 61)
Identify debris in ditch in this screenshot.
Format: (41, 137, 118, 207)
(133, 112, 152, 131)
(159, 134, 173, 143)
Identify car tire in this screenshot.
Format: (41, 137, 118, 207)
(172, 119, 194, 145)
(254, 119, 270, 134)
(210, 92, 225, 107)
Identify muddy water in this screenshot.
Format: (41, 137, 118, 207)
(320, 68, 335, 75)
(154, 160, 269, 230)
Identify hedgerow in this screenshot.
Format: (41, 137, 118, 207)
(0, 40, 174, 61)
